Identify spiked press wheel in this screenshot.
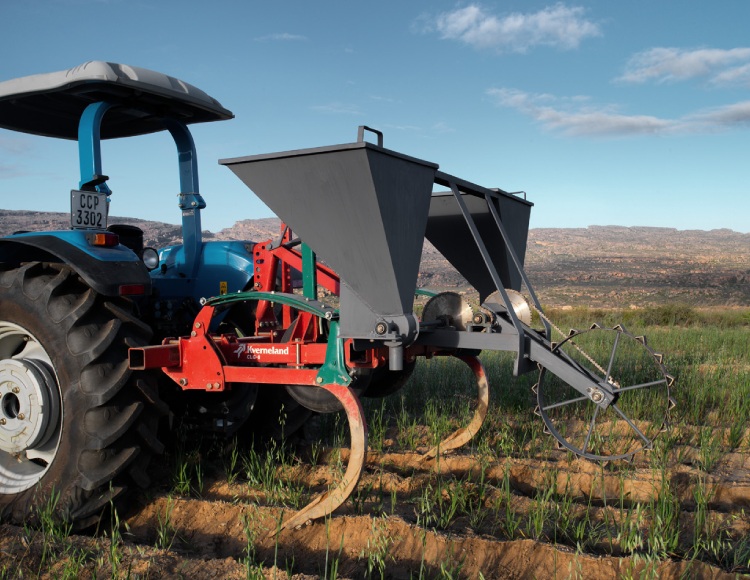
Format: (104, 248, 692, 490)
(535, 325, 674, 461)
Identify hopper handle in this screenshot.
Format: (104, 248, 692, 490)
(358, 125, 383, 147)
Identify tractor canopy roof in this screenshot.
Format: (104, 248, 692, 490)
(0, 61, 233, 140)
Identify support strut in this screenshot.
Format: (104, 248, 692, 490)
(273, 383, 368, 535)
(423, 354, 489, 459)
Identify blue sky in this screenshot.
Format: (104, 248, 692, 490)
(1, 1, 749, 233)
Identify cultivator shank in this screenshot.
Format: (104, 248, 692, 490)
(130, 127, 674, 529)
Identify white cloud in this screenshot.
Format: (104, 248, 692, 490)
(688, 100, 750, 128)
(377, 123, 453, 135)
(0, 163, 30, 179)
(710, 63, 750, 86)
(383, 124, 422, 132)
(0, 135, 33, 155)
(431, 121, 455, 134)
(254, 33, 307, 42)
(369, 95, 396, 103)
(311, 102, 362, 115)
(429, 3, 601, 53)
(487, 88, 750, 137)
(618, 47, 750, 85)
(0, 135, 35, 178)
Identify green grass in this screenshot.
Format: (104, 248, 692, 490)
(7, 306, 748, 577)
(364, 307, 750, 571)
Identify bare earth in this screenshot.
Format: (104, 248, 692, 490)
(2, 433, 749, 578)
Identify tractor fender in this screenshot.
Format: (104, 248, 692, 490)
(0, 233, 150, 297)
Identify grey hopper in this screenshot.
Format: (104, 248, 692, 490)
(426, 190, 531, 301)
(220, 141, 438, 338)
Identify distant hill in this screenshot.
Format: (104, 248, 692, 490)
(1, 210, 748, 308)
(524, 226, 749, 308)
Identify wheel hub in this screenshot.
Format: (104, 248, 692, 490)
(0, 358, 59, 454)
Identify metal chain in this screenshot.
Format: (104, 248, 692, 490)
(530, 303, 609, 377)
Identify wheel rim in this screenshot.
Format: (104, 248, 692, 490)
(0, 321, 62, 494)
(536, 327, 672, 461)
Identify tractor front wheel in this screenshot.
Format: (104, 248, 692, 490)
(0, 262, 164, 528)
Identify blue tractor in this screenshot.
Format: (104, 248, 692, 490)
(0, 61, 270, 526)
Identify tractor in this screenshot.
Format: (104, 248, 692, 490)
(0, 61, 674, 530)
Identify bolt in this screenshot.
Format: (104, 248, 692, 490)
(206, 383, 213, 390)
(316, 377, 323, 384)
(591, 390, 604, 403)
(195, 322, 202, 329)
(375, 322, 388, 335)
(179, 378, 188, 387)
(0, 418, 6, 425)
(17, 413, 25, 420)
(12, 386, 20, 394)
(191, 331, 197, 337)
(213, 382, 220, 389)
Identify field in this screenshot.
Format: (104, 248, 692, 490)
(1, 305, 748, 578)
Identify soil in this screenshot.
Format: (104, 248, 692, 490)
(2, 438, 748, 579)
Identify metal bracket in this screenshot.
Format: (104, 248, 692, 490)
(316, 320, 353, 387)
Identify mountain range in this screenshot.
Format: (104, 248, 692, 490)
(1, 210, 748, 308)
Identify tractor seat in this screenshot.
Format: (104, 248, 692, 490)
(0, 61, 233, 140)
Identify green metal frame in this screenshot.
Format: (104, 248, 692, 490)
(205, 290, 350, 386)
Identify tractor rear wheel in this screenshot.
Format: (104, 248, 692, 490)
(0, 262, 164, 528)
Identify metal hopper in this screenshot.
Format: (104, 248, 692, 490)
(426, 186, 532, 301)
(221, 130, 438, 343)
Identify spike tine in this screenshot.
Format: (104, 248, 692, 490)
(531, 383, 539, 395)
(654, 353, 664, 364)
(666, 374, 676, 387)
(555, 440, 564, 450)
(551, 342, 559, 351)
(423, 355, 490, 460)
(568, 328, 578, 337)
(589, 322, 601, 330)
(668, 396, 677, 410)
(543, 425, 551, 435)
(635, 335, 646, 345)
(273, 383, 367, 536)
(533, 405, 542, 417)
(613, 323, 627, 333)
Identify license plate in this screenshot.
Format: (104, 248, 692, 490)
(71, 190, 108, 229)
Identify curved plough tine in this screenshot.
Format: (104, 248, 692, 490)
(423, 354, 489, 460)
(273, 383, 367, 535)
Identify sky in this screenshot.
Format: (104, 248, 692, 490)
(1, 1, 749, 234)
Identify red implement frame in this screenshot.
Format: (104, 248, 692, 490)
(128, 223, 492, 531)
